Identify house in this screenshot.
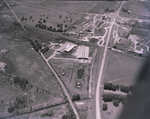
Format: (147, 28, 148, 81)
(134, 46, 144, 54)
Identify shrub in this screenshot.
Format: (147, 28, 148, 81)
(8, 106, 15, 113)
(41, 111, 53, 117)
(113, 99, 119, 107)
(62, 115, 69, 119)
(102, 103, 108, 111)
(72, 94, 80, 101)
(77, 68, 84, 79)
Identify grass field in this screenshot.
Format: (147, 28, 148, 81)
(7, 104, 69, 119)
(0, 15, 65, 117)
(103, 51, 145, 86)
(120, 1, 150, 18)
(102, 101, 123, 119)
(89, 1, 121, 14)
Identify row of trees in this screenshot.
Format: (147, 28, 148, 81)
(102, 93, 127, 105)
(104, 83, 134, 93)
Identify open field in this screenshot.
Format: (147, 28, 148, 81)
(103, 51, 145, 86)
(0, 15, 65, 117)
(12, 0, 99, 13)
(120, 1, 150, 18)
(89, 1, 121, 14)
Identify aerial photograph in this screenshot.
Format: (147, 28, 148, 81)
(0, 0, 150, 119)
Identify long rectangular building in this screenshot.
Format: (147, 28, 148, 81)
(75, 45, 89, 59)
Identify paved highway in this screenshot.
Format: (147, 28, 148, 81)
(95, 2, 124, 119)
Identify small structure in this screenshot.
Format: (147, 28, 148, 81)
(0, 49, 8, 55)
(134, 46, 144, 54)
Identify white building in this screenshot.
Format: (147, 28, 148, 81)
(74, 45, 89, 59)
(58, 42, 77, 53)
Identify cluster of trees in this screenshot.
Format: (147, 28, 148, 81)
(31, 40, 41, 52)
(21, 16, 27, 22)
(104, 7, 114, 13)
(72, 94, 81, 101)
(77, 68, 84, 79)
(13, 76, 29, 91)
(104, 83, 119, 91)
(104, 83, 134, 93)
(8, 95, 28, 113)
(122, 8, 129, 13)
(102, 93, 126, 106)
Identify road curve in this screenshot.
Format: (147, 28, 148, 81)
(96, 2, 124, 119)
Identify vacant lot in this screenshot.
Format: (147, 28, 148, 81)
(103, 51, 145, 86)
(95, 28, 106, 36)
(118, 26, 128, 38)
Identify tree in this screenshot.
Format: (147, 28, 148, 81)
(102, 103, 108, 111)
(66, 16, 68, 19)
(8, 106, 15, 113)
(59, 15, 62, 18)
(102, 93, 114, 102)
(129, 85, 134, 92)
(43, 19, 46, 23)
(120, 85, 129, 93)
(62, 115, 69, 119)
(72, 94, 81, 101)
(52, 28, 56, 32)
(113, 99, 119, 107)
(70, 19, 72, 23)
(104, 83, 113, 90)
(13, 76, 21, 86)
(65, 24, 68, 28)
(21, 16, 24, 21)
